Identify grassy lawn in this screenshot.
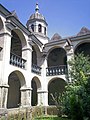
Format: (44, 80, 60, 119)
(34, 116, 70, 120)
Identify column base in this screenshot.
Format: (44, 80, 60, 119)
(0, 84, 9, 108)
(20, 87, 32, 107)
(37, 90, 48, 106)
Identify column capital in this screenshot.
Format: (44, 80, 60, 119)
(20, 87, 32, 91)
(0, 84, 9, 88)
(37, 90, 48, 93)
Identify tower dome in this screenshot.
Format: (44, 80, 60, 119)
(29, 12, 45, 21)
(26, 3, 48, 44)
(29, 3, 45, 21)
(26, 3, 47, 33)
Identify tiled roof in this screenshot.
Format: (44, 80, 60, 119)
(77, 27, 90, 36)
(51, 33, 62, 41)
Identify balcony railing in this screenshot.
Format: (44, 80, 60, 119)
(10, 52, 26, 69)
(46, 65, 67, 76)
(32, 64, 41, 75)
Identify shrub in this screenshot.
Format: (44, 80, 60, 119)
(52, 53, 90, 120)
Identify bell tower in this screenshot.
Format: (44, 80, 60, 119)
(26, 3, 48, 44)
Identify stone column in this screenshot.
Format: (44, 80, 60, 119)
(0, 85, 2, 108)
(37, 90, 48, 106)
(1, 33, 11, 85)
(22, 46, 32, 71)
(20, 87, 32, 107)
(41, 52, 48, 106)
(0, 33, 11, 108)
(65, 45, 74, 82)
(0, 85, 9, 108)
(41, 53, 47, 78)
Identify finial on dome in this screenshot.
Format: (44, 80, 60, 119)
(35, 3, 39, 13)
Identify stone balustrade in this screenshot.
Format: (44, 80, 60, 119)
(46, 65, 67, 76)
(31, 64, 42, 75)
(10, 52, 26, 69)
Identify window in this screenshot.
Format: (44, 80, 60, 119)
(44, 27, 46, 35)
(38, 24, 42, 33)
(0, 18, 4, 31)
(0, 47, 3, 60)
(31, 24, 34, 32)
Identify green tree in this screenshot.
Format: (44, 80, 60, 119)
(62, 53, 90, 120)
(68, 53, 90, 85)
(51, 53, 90, 119)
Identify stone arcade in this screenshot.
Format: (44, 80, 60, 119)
(0, 3, 90, 109)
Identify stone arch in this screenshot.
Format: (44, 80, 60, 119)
(11, 30, 22, 57)
(32, 46, 37, 65)
(47, 47, 67, 67)
(0, 17, 4, 32)
(32, 44, 42, 66)
(12, 29, 27, 49)
(11, 29, 27, 60)
(0, 18, 4, 60)
(31, 77, 41, 106)
(7, 70, 26, 108)
(48, 77, 67, 105)
(74, 42, 90, 57)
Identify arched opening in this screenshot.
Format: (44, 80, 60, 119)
(7, 71, 25, 108)
(31, 80, 37, 106)
(0, 18, 4, 31)
(31, 24, 34, 32)
(32, 46, 37, 65)
(32, 45, 42, 74)
(38, 24, 42, 33)
(48, 48, 67, 67)
(47, 48, 67, 76)
(7, 72, 21, 108)
(75, 42, 90, 57)
(11, 30, 22, 57)
(10, 30, 27, 68)
(0, 18, 3, 60)
(31, 77, 41, 106)
(48, 78, 67, 105)
(0, 47, 3, 60)
(44, 27, 46, 35)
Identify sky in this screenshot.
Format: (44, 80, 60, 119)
(0, 0, 90, 39)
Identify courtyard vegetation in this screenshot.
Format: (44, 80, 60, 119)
(52, 53, 90, 120)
